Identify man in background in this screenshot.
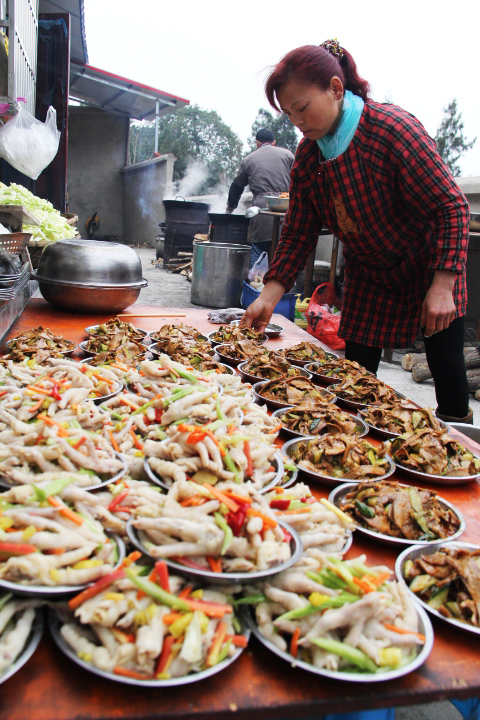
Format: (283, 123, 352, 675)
(226, 128, 294, 267)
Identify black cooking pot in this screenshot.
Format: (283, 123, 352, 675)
(162, 197, 210, 265)
(208, 213, 250, 245)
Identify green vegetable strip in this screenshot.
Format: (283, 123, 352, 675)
(125, 569, 192, 611)
(233, 594, 267, 605)
(214, 512, 233, 555)
(310, 637, 378, 673)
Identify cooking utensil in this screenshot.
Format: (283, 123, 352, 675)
(263, 195, 289, 212)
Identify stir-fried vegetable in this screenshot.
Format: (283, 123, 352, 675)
(330, 371, 400, 406)
(1, 326, 76, 365)
(209, 324, 264, 344)
(291, 434, 391, 480)
(277, 342, 330, 363)
(280, 399, 362, 436)
(403, 546, 480, 627)
(360, 403, 443, 436)
(257, 376, 328, 406)
(339, 480, 461, 540)
(388, 428, 480, 477)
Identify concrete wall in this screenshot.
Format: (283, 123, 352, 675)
(458, 176, 480, 212)
(122, 154, 175, 247)
(67, 107, 129, 241)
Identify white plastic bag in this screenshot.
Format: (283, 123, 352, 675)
(0, 105, 60, 179)
(247, 251, 269, 283)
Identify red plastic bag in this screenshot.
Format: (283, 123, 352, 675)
(306, 282, 345, 350)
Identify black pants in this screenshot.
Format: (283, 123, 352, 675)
(344, 317, 470, 418)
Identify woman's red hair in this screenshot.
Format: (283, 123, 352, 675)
(265, 45, 371, 111)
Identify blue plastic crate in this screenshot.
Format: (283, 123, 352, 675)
(241, 281, 296, 322)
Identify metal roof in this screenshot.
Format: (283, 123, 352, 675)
(69, 62, 189, 120)
(39, 0, 189, 120)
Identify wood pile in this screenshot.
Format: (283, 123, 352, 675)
(164, 252, 193, 281)
(402, 346, 480, 396)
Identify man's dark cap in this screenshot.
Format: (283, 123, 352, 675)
(256, 128, 275, 143)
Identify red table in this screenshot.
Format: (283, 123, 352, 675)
(1, 300, 479, 720)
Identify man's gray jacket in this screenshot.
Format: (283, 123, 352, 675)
(228, 143, 294, 210)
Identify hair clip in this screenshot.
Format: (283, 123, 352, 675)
(320, 38, 344, 60)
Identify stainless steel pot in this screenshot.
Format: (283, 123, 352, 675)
(34, 239, 145, 286)
(191, 242, 250, 308)
(33, 278, 147, 313)
(31, 239, 147, 313)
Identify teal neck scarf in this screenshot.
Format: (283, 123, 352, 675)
(317, 90, 364, 160)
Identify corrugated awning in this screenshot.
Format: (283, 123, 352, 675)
(69, 62, 189, 120)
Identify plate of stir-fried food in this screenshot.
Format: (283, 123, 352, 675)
(149, 338, 233, 374)
(282, 435, 395, 487)
(396, 543, 480, 635)
(238, 354, 311, 383)
(85, 319, 148, 343)
(215, 340, 267, 366)
(329, 480, 464, 546)
(242, 551, 433, 681)
(329, 371, 403, 410)
(208, 323, 266, 346)
(273, 400, 368, 439)
(387, 427, 480, 484)
(0, 484, 125, 595)
(49, 561, 251, 685)
(0, 593, 44, 684)
(359, 403, 447, 440)
(4, 327, 77, 365)
(253, 377, 334, 410)
(276, 342, 336, 367)
(148, 323, 207, 345)
(306, 358, 368, 386)
(126, 480, 302, 582)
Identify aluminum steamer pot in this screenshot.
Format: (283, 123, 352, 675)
(32, 239, 148, 313)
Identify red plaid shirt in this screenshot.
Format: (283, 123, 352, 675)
(264, 101, 469, 349)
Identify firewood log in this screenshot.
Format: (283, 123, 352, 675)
(411, 348, 480, 381)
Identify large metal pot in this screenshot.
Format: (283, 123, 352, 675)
(31, 239, 147, 313)
(191, 242, 250, 308)
(163, 198, 210, 265)
(208, 213, 250, 245)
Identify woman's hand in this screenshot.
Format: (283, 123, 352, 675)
(421, 270, 456, 337)
(240, 280, 286, 333)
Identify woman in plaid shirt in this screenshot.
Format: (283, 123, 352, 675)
(241, 40, 472, 423)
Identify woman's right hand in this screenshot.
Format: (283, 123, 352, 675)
(240, 280, 286, 333)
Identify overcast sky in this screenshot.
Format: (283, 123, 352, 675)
(84, 0, 479, 176)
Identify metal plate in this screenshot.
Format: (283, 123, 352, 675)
(272, 406, 369, 440)
(143, 451, 285, 495)
(304, 362, 342, 386)
(231, 320, 284, 338)
(213, 344, 244, 366)
(281, 436, 396, 488)
(252, 381, 335, 411)
(0, 535, 125, 598)
(207, 330, 267, 346)
(243, 601, 433, 682)
(275, 347, 338, 367)
(391, 455, 480, 486)
(395, 542, 480, 636)
(48, 608, 250, 687)
(125, 518, 303, 585)
(0, 606, 44, 685)
(357, 412, 449, 441)
(237, 361, 312, 385)
(6, 336, 77, 357)
(0, 452, 127, 493)
(328, 483, 465, 547)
